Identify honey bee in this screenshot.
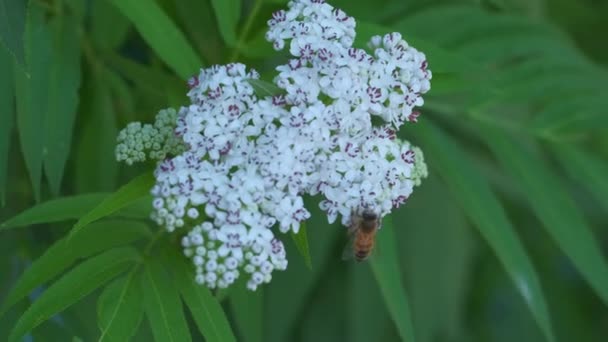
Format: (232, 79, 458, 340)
(342, 209, 381, 262)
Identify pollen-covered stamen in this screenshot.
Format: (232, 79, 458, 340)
(300, 44, 314, 60)
(226, 210, 241, 224)
(345, 142, 359, 157)
(318, 48, 332, 61)
(289, 112, 305, 127)
(401, 150, 415, 164)
(288, 59, 302, 70)
(392, 195, 408, 208)
(226, 233, 242, 248)
(188, 75, 199, 89)
(227, 104, 240, 117)
(272, 95, 287, 106)
(207, 87, 222, 100)
(408, 111, 420, 123)
(367, 86, 382, 103)
(219, 142, 232, 155)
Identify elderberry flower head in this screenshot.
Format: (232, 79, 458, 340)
(115, 0, 431, 291)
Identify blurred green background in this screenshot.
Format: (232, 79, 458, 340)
(1, 0, 608, 341)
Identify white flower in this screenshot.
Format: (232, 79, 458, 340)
(117, 0, 430, 292)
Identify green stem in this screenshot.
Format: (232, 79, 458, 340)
(229, 0, 264, 62)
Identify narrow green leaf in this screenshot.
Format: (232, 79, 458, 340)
(172, 255, 236, 342)
(230, 285, 263, 342)
(14, 3, 52, 201)
(247, 79, 284, 97)
(69, 172, 155, 239)
(174, 0, 223, 64)
(97, 270, 144, 342)
(409, 121, 555, 342)
(8, 247, 140, 342)
(143, 258, 192, 342)
(555, 146, 608, 212)
(1, 193, 106, 229)
(0, 45, 14, 205)
(74, 66, 118, 193)
(369, 216, 416, 342)
(43, 12, 82, 194)
(210, 0, 240, 46)
(480, 126, 608, 306)
(108, 0, 202, 79)
(0, 0, 26, 67)
(291, 222, 312, 270)
(0, 220, 150, 315)
(0, 193, 152, 230)
(90, 0, 130, 50)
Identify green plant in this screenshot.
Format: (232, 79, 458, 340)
(1, 0, 607, 341)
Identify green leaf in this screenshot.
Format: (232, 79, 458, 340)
(43, 11, 82, 195)
(143, 258, 192, 342)
(291, 222, 312, 270)
(0, 45, 14, 206)
(247, 79, 284, 97)
(0, 0, 26, 68)
(0, 193, 149, 230)
(90, 0, 130, 50)
(74, 66, 118, 193)
(555, 146, 608, 212)
(0, 220, 150, 315)
(69, 172, 155, 239)
(174, 0, 223, 64)
(97, 270, 144, 342)
(108, 0, 202, 79)
(230, 284, 263, 342)
(172, 255, 236, 342)
(210, 0, 240, 46)
(409, 121, 555, 342)
(14, 3, 52, 201)
(479, 126, 608, 306)
(369, 216, 416, 342)
(8, 247, 140, 342)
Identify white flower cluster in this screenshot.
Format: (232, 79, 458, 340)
(115, 0, 430, 291)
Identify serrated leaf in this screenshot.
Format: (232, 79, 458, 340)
(69, 172, 155, 239)
(8, 247, 140, 342)
(172, 254, 236, 342)
(480, 125, 608, 306)
(143, 258, 192, 342)
(14, 3, 52, 201)
(97, 270, 144, 342)
(369, 216, 416, 342)
(247, 79, 284, 97)
(0, 193, 150, 230)
(108, 0, 202, 79)
(0, 0, 26, 68)
(0, 45, 14, 206)
(43, 12, 82, 195)
(210, 0, 240, 46)
(0, 220, 150, 316)
(409, 121, 555, 342)
(291, 222, 312, 270)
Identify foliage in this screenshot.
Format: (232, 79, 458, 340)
(1, 0, 608, 341)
